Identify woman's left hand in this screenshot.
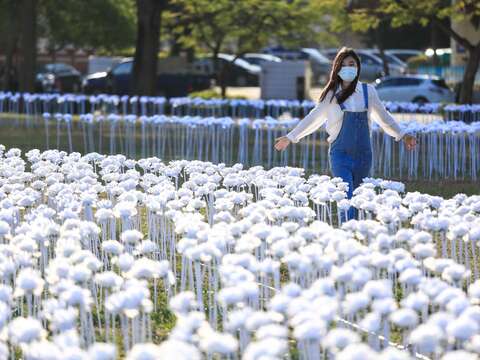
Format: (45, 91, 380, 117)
(403, 134, 417, 150)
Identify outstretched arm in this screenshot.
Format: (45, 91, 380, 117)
(284, 98, 329, 144)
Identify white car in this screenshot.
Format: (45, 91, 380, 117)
(374, 75, 455, 103)
(193, 53, 261, 86)
(385, 49, 423, 64)
(241, 53, 282, 66)
(364, 49, 408, 69)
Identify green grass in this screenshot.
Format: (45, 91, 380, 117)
(0, 112, 86, 121)
(150, 293, 177, 342)
(402, 179, 478, 197)
(188, 88, 248, 99)
(0, 114, 477, 199)
(1, 115, 475, 198)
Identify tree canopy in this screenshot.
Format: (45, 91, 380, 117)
(164, 0, 337, 56)
(163, 0, 337, 96)
(316, 0, 480, 103)
(39, 0, 136, 52)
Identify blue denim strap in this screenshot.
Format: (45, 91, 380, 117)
(362, 82, 368, 110)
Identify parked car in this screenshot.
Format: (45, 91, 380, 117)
(36, 63, 82, 93)
(262, 47, 290, 58)
(193, 53, 261, 86)
(241, 53, 282, 66)
(374, 75, 454, 103)
(364, 49, 407, 69)
(301, 48, 332, 83)
(321, 49, 404, 81)
(385, 49, 423, 64)
(83, 70, 110, 94)
(82, 59, 212, 96)
(262, 46, 331, 83)
(322, 48, 380, 81)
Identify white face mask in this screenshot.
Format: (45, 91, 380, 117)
(338, 66, 358, 81)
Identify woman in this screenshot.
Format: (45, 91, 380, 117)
(274, 47, 417, 220)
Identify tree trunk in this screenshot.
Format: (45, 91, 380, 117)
(3, 3, 18, 90)
(211, 48, 224, 97)
(459, 44, 480, 104)
(169, 21, 182, 57)
(220, 63, 228, 98)
(169, 38, 182, 57)
(2, 0, 19, 91)
(186, 47, 195, 63)
(378, 47, 389, 76)
(375, 22, 389, 76)
(18, 0, 37, 93)
(132, 0, 167, 96)
(221, 53, 247, 98)
(182, 26, 195, 63)
(431, 21, 439, 67)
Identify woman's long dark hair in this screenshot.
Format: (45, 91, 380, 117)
(319, 47, 361, 104)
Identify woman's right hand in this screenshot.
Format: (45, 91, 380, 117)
(274, 136, 291, 151)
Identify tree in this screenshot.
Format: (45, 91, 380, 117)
(0, 0, 135, 92)
(0, 0, 20, 91)
(39, 0, 136, 54)
(166, 0, 336, 97)
(320, 0, 480, 104)
(362, 21, 449, 52)
(384, 0, 480, 104)
(18, 0, 38, 92)
(131, 0, 169, 96)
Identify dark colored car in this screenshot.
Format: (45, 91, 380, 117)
(36, 63, 82, 93)
(83, 60, 212, 97)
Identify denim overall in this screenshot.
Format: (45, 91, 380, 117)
(329, 82, 372, 221)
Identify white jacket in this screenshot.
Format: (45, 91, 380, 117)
(285, 81, 406, 144)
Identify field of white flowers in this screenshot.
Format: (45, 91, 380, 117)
(0, 145, 478, 359)
(0, 112, 479, 181)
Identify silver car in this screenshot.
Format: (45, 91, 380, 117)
(320, 49, 404, 82)
(241, 53, 282, 66)
(385, 49, 423, 64)
(374, 75, 454, 103)
(364, 50, 407, 73)
(262, 47, 331, 84)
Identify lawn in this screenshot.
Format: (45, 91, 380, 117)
(0, 114, 477, 198)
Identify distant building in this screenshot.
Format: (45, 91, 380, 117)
(0, 37, 92, 75)
(36, 38, 92, 73)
